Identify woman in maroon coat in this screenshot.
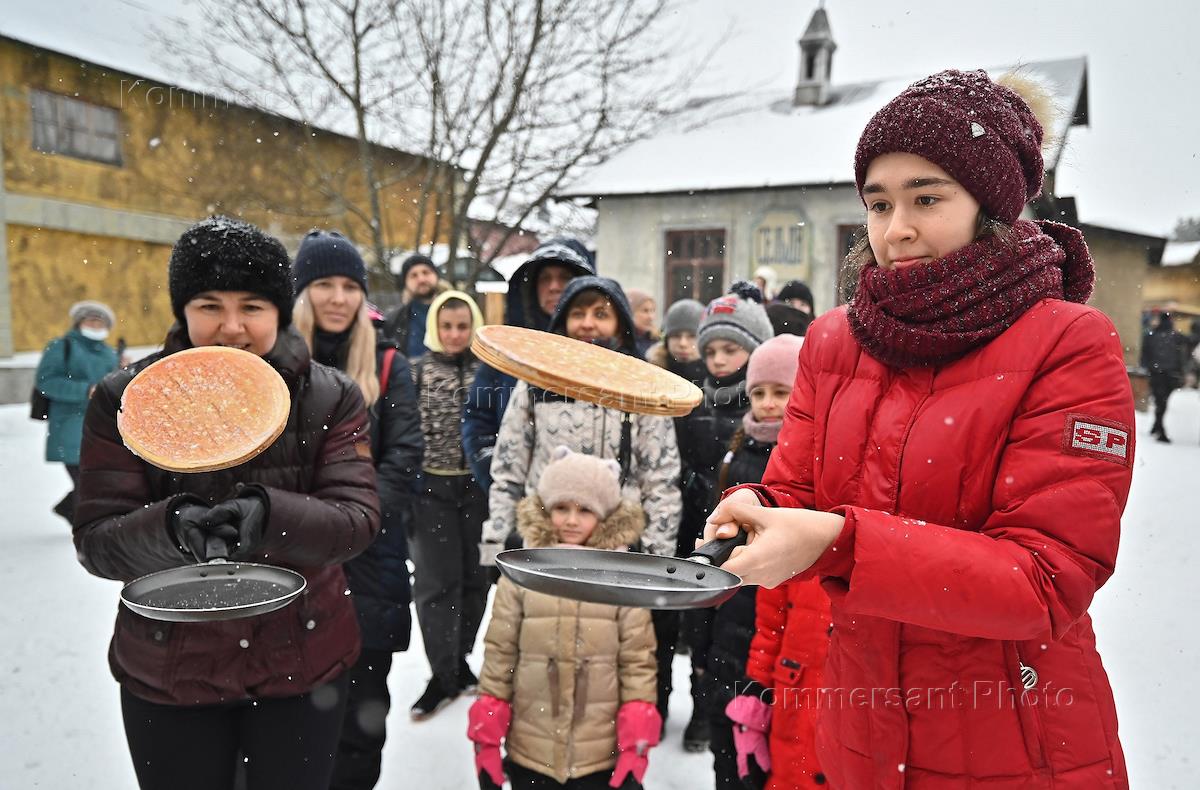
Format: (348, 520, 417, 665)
(74, 217, 381, 790)
(706, 72, 1134, 788)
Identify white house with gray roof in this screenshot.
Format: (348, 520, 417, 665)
(560, 7, 1089, 315)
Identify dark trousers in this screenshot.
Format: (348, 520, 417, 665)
(330, 648, 393, 790)
(409, 472, 489, 690)
(683, 607, 716, 724)
(651, 610, 680, 720)
(507, 762, 629, 789)
(120, 674, 350, 790)
(55, 464, 80, 521)
(1150, 372, 1179, 434)
(708, 709, 741, 788)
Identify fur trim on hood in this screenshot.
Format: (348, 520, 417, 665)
(516, 495, 646, 550)
(645, 341, 669, 369)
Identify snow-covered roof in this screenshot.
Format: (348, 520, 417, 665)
(1162, 240, 1200, 267)
(562, 57, 1087, 199)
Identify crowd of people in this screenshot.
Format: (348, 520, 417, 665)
(42, 66, 1147, 790)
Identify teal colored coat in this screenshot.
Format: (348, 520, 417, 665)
(36, 329, 119, 464)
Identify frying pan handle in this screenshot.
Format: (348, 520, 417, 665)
(687, 530, 748, 567)
(205, 535, 230, 562)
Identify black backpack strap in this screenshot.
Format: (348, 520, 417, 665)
(618, 413, 633, 488)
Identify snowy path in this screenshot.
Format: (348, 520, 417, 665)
(2, 393, 1198, 788)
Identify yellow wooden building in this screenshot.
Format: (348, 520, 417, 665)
(0, 34, 437, 356)
(1145, 241, 1200, 334)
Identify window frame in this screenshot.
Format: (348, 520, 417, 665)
(664, 228, 727, 305)
(30, 88, 123, 166)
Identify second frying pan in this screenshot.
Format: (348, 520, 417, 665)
(121, 537, 306, 622)
(496, 533, 747, 610)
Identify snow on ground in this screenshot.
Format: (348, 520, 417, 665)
(2, 392, 1198, 788)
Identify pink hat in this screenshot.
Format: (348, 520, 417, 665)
(746, 334, 804, 392)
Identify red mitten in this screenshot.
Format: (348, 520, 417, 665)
(726, 695, 772, 777)
(609, 700, 662, 788)
(467, 694, 512, 786)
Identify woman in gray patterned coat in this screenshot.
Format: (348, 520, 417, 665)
(408, 289, 491, 721)
(481, 276, 682, 562)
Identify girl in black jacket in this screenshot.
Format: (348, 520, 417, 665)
(702, 333, 803, 788)
(676, 283, 774, 752)
(291, 230, 423, 790)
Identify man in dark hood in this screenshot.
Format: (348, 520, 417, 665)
(462, 239, 594, 491)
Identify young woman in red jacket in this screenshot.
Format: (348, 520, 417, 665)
(706, 70, 1135, 789)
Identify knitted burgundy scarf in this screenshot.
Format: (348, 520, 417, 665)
(848, 220, 1094, 368)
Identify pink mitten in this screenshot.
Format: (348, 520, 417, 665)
(467, 694, 512, 786)
(609, 700, 663, 788)
(726, 694, 772, 777)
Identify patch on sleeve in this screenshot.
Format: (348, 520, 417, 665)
(1061, 413, 1131, 466)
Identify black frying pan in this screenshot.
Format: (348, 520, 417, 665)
(496, 532, 747, 610)
(121, 536, 307, 622)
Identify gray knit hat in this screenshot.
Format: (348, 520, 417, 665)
(663, 299, 704, 338)
(69, 300, 116, 328)
(697, 282, 774, 353)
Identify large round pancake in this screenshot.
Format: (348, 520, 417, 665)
(117, 346, 291, 473)
(471, 325, 701, 417)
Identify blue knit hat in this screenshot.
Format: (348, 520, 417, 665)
(292, 230, 369, 296)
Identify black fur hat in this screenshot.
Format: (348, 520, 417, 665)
(168, 216, 294, 328)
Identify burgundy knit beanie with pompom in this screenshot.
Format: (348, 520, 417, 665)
(854, 69, 1044, 224)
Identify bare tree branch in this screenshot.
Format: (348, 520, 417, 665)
(153, 0, 713, 291)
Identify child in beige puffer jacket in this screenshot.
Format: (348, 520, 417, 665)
(468, 447, 662, 790)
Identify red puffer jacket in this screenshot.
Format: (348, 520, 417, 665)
(737, 299, 1133, 789)
(74, 327, 381, 706)
(746, 580, 832, 788)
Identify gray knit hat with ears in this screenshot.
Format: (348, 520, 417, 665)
(536, 446, 623, 519)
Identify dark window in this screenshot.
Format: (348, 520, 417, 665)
(665, 229, 726, 305)
(30, 89, 122, 165)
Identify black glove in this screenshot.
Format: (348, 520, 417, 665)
(171, 502, 220, 560)
(477, 771, 502, 790)
(204, 492, 268, 559)
(613, 777, 643, 790)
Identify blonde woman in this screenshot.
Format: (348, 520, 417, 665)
(292, 230, 423, 790)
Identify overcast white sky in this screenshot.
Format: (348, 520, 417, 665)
(0, 0, 1196, 235)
